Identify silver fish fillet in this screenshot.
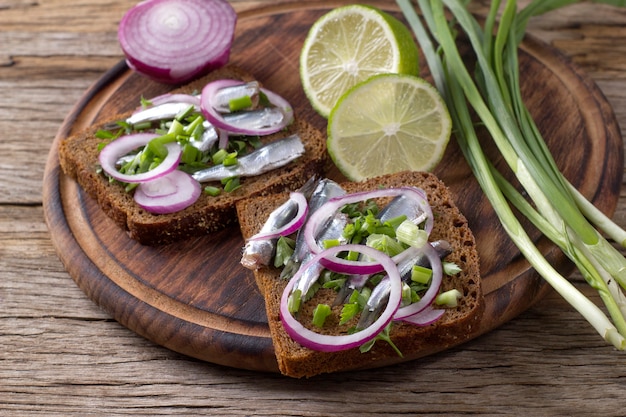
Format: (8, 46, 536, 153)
(126, 102, 198, 126)
(291, 211, 350, 302)
(240, 177, 318, 270)
(212, 81, 260, 113)
(191, 134, 305, 183)
(189, 121, 219, 152)
(356, 240, 453, 330)
(222, 107, 286, 131)
(280, 179, 346, 280)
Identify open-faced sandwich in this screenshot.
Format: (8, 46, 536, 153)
(236, 170, 484, 378)
(59, 65, 328, 245)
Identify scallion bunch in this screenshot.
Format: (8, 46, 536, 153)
(397, 0, 626, 348)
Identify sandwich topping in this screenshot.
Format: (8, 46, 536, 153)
(96, 79, 299, 214)
(241, 177, 464, 354)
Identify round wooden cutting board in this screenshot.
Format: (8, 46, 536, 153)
(43, 1, 623, 373)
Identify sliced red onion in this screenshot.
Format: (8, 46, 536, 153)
(134, 169, 201, 214)
(200, 79, 294, 136)
(99, 133, 182, 183)
(218, 129, 229, 149)
(118, 0, 236, 84)
(318, 255, 386, 276)
(248, 192, 309, 241)
(280, 244, 402, 352)
(398, 305, 445, 326)
(302, 187, 433, 274)
(393, 242, 443, 320)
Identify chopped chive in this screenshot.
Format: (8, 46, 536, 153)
(181, 144, 199, 164)
(175, 104, 196, 121)
(203, 186, 221, 197)
(435, 289, 463, 308)
(411, 264, 433, 284)
(322, 238, 341, 249)
(223, 177, 241, 193)
(395, 220, 428, 248)
(222, 153, 238, 167)
(167, 119, 185, 136)
(183, 114, 204, 135)
(132, 121, 153, 131)
(312, 304, 332, 328)
(288, 289, 302, 314)
(212, 149, 229, 165)
(229, 95, 253, 112)
(401, 283, 413, 305)
(384, 214, 408, 230)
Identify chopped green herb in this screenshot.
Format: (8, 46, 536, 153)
(359, 323, 403, 357)
(223, 177, 241, 193)
(411, 264, 433, 284)
(443, 261, 462, 276)
(339, 301, 360, 325)
(229, 95, 253, 112)
(312, 304, 332, 328)
(435, 289, 463, 308)
(395, 220, 428, 248)
(203, 186, 221, 197)
(274, 236, 295, 268)
(288, 289, 302, 314)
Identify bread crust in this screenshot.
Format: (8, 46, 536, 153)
(236, 171, 484, 378)
(58, 66, 328, 245)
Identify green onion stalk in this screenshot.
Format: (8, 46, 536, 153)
(397, 0, 626, 348)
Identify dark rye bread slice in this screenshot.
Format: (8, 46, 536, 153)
(59, 65, 328, 245)
(236, 171, 484, 378)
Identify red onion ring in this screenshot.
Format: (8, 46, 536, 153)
(393, 242, 443, 320)
(134, 169, 201, 214)
(248, 192, 309, 241)
(303, 187, 433, 274)
(99, 133, 182, 183)
(200, 79, 294, 136)
(118, 0, 236, 84)
(280, 244, 402, 352)
(398, 305, 445, 326)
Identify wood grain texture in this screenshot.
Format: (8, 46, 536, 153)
(42, 2, 621, 373)
(3, 0, 626, 415)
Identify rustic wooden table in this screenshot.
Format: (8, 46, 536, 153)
(2, 0, 626, 415)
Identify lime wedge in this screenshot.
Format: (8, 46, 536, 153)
(300, 5, 419, 118)
(327, 73, 452, 181)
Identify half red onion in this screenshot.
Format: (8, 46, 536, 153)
(280, 244, 402, 352)
(118, 0, 236, 84)
(200, 79, 294, 136)
(99, 133, 182, 183)
(134, 169, 201, 214)
(248, 192, 309, 241)
(393, 242, 444, 320)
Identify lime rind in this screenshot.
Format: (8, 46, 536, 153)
(327, 73, 452, 181)
(300, 5, 420, 118)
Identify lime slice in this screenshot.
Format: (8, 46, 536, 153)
(300, 5, 419, 118)
(327, 73, 452, 181)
